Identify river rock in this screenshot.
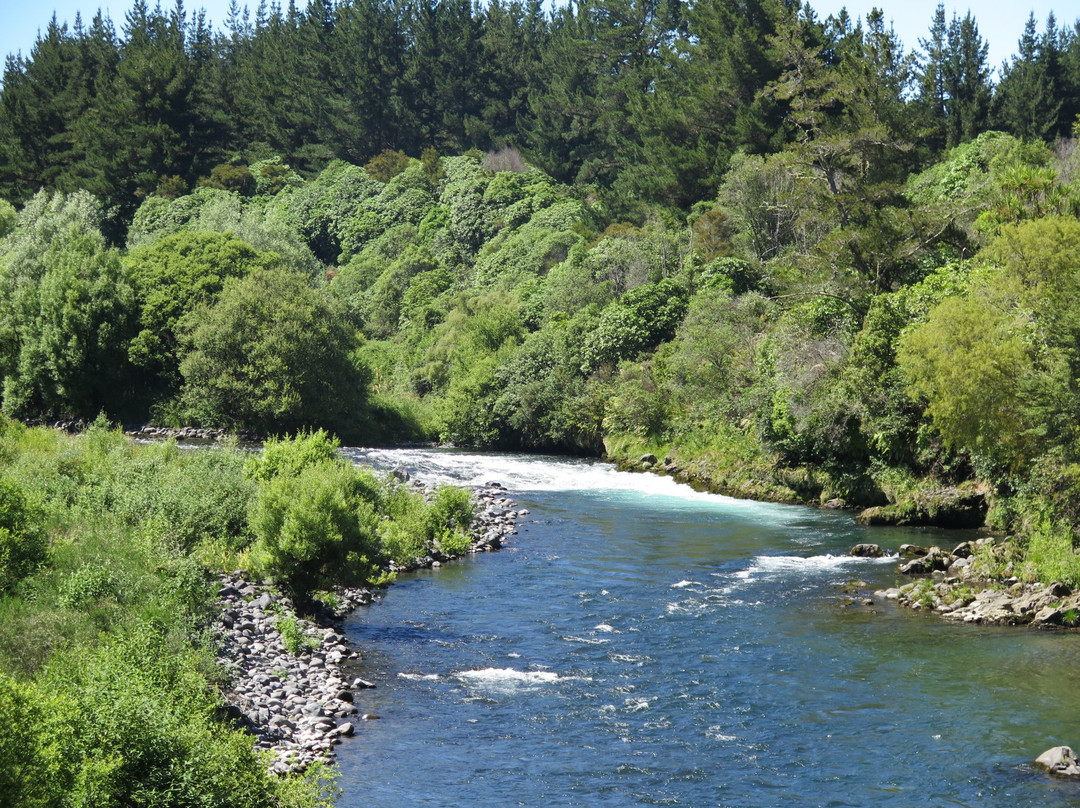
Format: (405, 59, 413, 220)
(850, 543, 884, 558)
(1036, 746, 1080, 777)
(899, 547, 952, 575)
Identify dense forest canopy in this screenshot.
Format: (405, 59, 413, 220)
(2, 0, 1078, 231)
(1, 0, 1080, 550)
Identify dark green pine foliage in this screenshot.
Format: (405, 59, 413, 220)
(993, 14, 1064, 142)
(0, 13, 118, 205)
(526, 0, 673, 198)
(333, 0, 411, 160)
(233, 1, 331, 171)
(401, 0, 487, 154)
(943, 12, 992, 148)
(477, 0, 548, 148)
(70, 1, 206, 237)
(625, 0, 792, 208)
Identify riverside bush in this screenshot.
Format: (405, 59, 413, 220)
(250, 459, 388, 593)
(0, 477, 47, 592)
(1022, 514, 1080, 588)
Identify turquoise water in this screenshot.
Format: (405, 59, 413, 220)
(336, 450, 1080, 807)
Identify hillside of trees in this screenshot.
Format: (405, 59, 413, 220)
(3, 0, 1080, 528)
(1, 0, 1079, 508)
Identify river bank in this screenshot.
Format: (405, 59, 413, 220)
(214, 481, 526, 773)
(865, 538, 1080, 629)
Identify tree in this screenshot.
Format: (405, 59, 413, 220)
(179, 267, 370, 436)
(993, 13, 1063, 141)
(125, 230, 278, 395)
(917, 6, 991, 151)
(0, 190, 135, 419)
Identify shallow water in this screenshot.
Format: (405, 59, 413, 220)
(335, 449, 1080, 807)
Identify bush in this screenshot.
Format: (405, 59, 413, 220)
(0, 478, 47, 592)
(244, 429, 342, 483)
(179, 268, 371, 437)
(250, 460, 388, 593)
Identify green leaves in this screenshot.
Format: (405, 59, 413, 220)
(179, 267, 369, 437)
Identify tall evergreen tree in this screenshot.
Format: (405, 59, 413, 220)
(994, 13, 1062, 141)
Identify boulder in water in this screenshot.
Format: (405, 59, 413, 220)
(850, 543, 884, 558)
(1036, 746, 1080, 777)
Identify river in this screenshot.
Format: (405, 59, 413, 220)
(335, 448, 1080, 807)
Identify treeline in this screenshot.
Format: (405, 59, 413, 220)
(2, 0, 1080, 238)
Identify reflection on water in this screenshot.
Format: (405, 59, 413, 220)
(336, 448, 1080, 807)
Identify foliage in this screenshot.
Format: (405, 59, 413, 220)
(581, 279, 689, 372)
(0, 477, 46, 592)
(249, 458, 387, 593)
(179, 268, 370, 437)
(244, 429, 343, 483)
(125, 231, 278, 391)
(0, 190, 136, 419)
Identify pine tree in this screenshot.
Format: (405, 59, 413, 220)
(994, 14, 1062, 141)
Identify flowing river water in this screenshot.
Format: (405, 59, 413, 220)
(335, 448, 1080, 807)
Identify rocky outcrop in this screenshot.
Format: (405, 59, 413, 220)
(872, 538, 1080, 629)
(855, 482, 989, 529)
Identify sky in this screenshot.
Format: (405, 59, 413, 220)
(1, 0, 1078, 77)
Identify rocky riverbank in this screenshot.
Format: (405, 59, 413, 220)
(858, 538, 1080, 628)
(214, 481, 526, 773)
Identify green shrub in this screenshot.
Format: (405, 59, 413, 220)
(244, 429, 342, 482)
(0, 671, 67, 807)
(250, 460, 388, 592)
(426, 485, 474, 535)
(0, 478, 47, 592)
(436, 527, 472, 557)
(1022, 514, 1080, 587)
(276, 612, 318, 656)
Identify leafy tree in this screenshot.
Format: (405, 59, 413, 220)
(179, 267, 370, 437)
(898, 291, 1031, 466)
(125, 231, 278, 396)
(0, 191, 135, 419)
(581, 278, 688, 372)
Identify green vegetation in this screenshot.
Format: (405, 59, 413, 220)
(0, 419, 475, 805)
(4, 0, 1080, 799)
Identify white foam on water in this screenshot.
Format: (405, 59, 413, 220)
(731, 553, 897, 584)
(453, 667, 580, 693)
(342, 446, 812, 519)
(397, 672, 441, 681)
(594, 623, 616, 633)
(562, 634, 610, 645)
(706, 726, 739, 742)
